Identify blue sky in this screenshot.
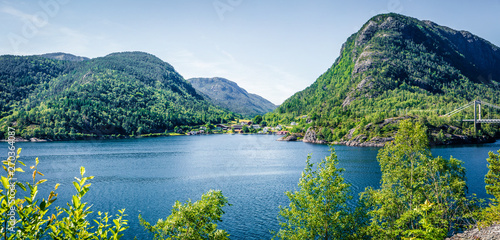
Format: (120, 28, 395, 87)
(1, 0, 500, 104)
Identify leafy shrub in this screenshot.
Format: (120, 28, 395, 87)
(139, 190, 229, 240)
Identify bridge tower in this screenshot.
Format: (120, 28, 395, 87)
(473, 100, 482, 136)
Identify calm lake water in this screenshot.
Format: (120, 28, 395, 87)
(5, 134, 499, 239)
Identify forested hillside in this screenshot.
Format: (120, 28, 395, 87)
(187, 77, 277, 117)
(265, 13, 500, 145)
(0, 52, 236, 140)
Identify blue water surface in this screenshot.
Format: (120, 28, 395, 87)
(4, 135, 498, 239)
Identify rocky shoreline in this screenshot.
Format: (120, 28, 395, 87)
(0, 137, 49, 142)
(277, 126, 498, 147)
(4, 131, 497, 147)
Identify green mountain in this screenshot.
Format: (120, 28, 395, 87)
(0, 52, 236, 140)
(266, 13, 500, 145)
(187, 77, 277, 117)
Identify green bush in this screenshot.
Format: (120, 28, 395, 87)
(139, 190, 229, 240)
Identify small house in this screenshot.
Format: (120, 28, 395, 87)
(216, 124, 229, 130)
(232, 125, 243, 130)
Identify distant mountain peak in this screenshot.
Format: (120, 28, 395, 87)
(187, 77, 277, 117)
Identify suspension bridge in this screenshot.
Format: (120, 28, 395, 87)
(443, 100, 500, 134)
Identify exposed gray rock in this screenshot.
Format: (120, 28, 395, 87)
(277, 133, 302, 142)
(303, 127, 317, 143)
(335, 135, 393, 147)
(352, 51, 375, 75)
(341, 95, 356, 108)
(303, 127, 328, 144)
(345, 127, 357, 140)
(355, 20, 378, 47)
(446, 224, 500, 240)
(30, 137, 48, 142)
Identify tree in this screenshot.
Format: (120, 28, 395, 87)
(252, 115, 262, 125)
(478, 149, 500, 227)
(274, 148, 366, 240)
(485, 150, 500, 200)
(139, 190, 230, 240)
(242, 125, 249, 133)
(363, 120, 469, 239)
(205, 123, 215, 131)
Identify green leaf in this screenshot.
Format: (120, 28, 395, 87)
(72, 195, 80, 207)
(16, 182, 26, 191)
(40, 201, 46, 210)
(0, 176, 10, 189)
(73, 181, 81, 192)
(36, 179, 47, 185)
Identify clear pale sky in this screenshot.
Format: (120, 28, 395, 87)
(1, 0, 499, 104)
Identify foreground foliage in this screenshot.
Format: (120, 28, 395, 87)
(363, 120, 475, 239)
(0, 148, 128, 239)
(478, 150, 500, 227)
(274, 148, 368, 240)
(139, 190, 230, 240)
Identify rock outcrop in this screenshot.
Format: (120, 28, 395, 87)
(335, 136, 394, 147)
(446, 224, 500, 240)
(302, 127, 328, 144)
(277, 133, 302, 142)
